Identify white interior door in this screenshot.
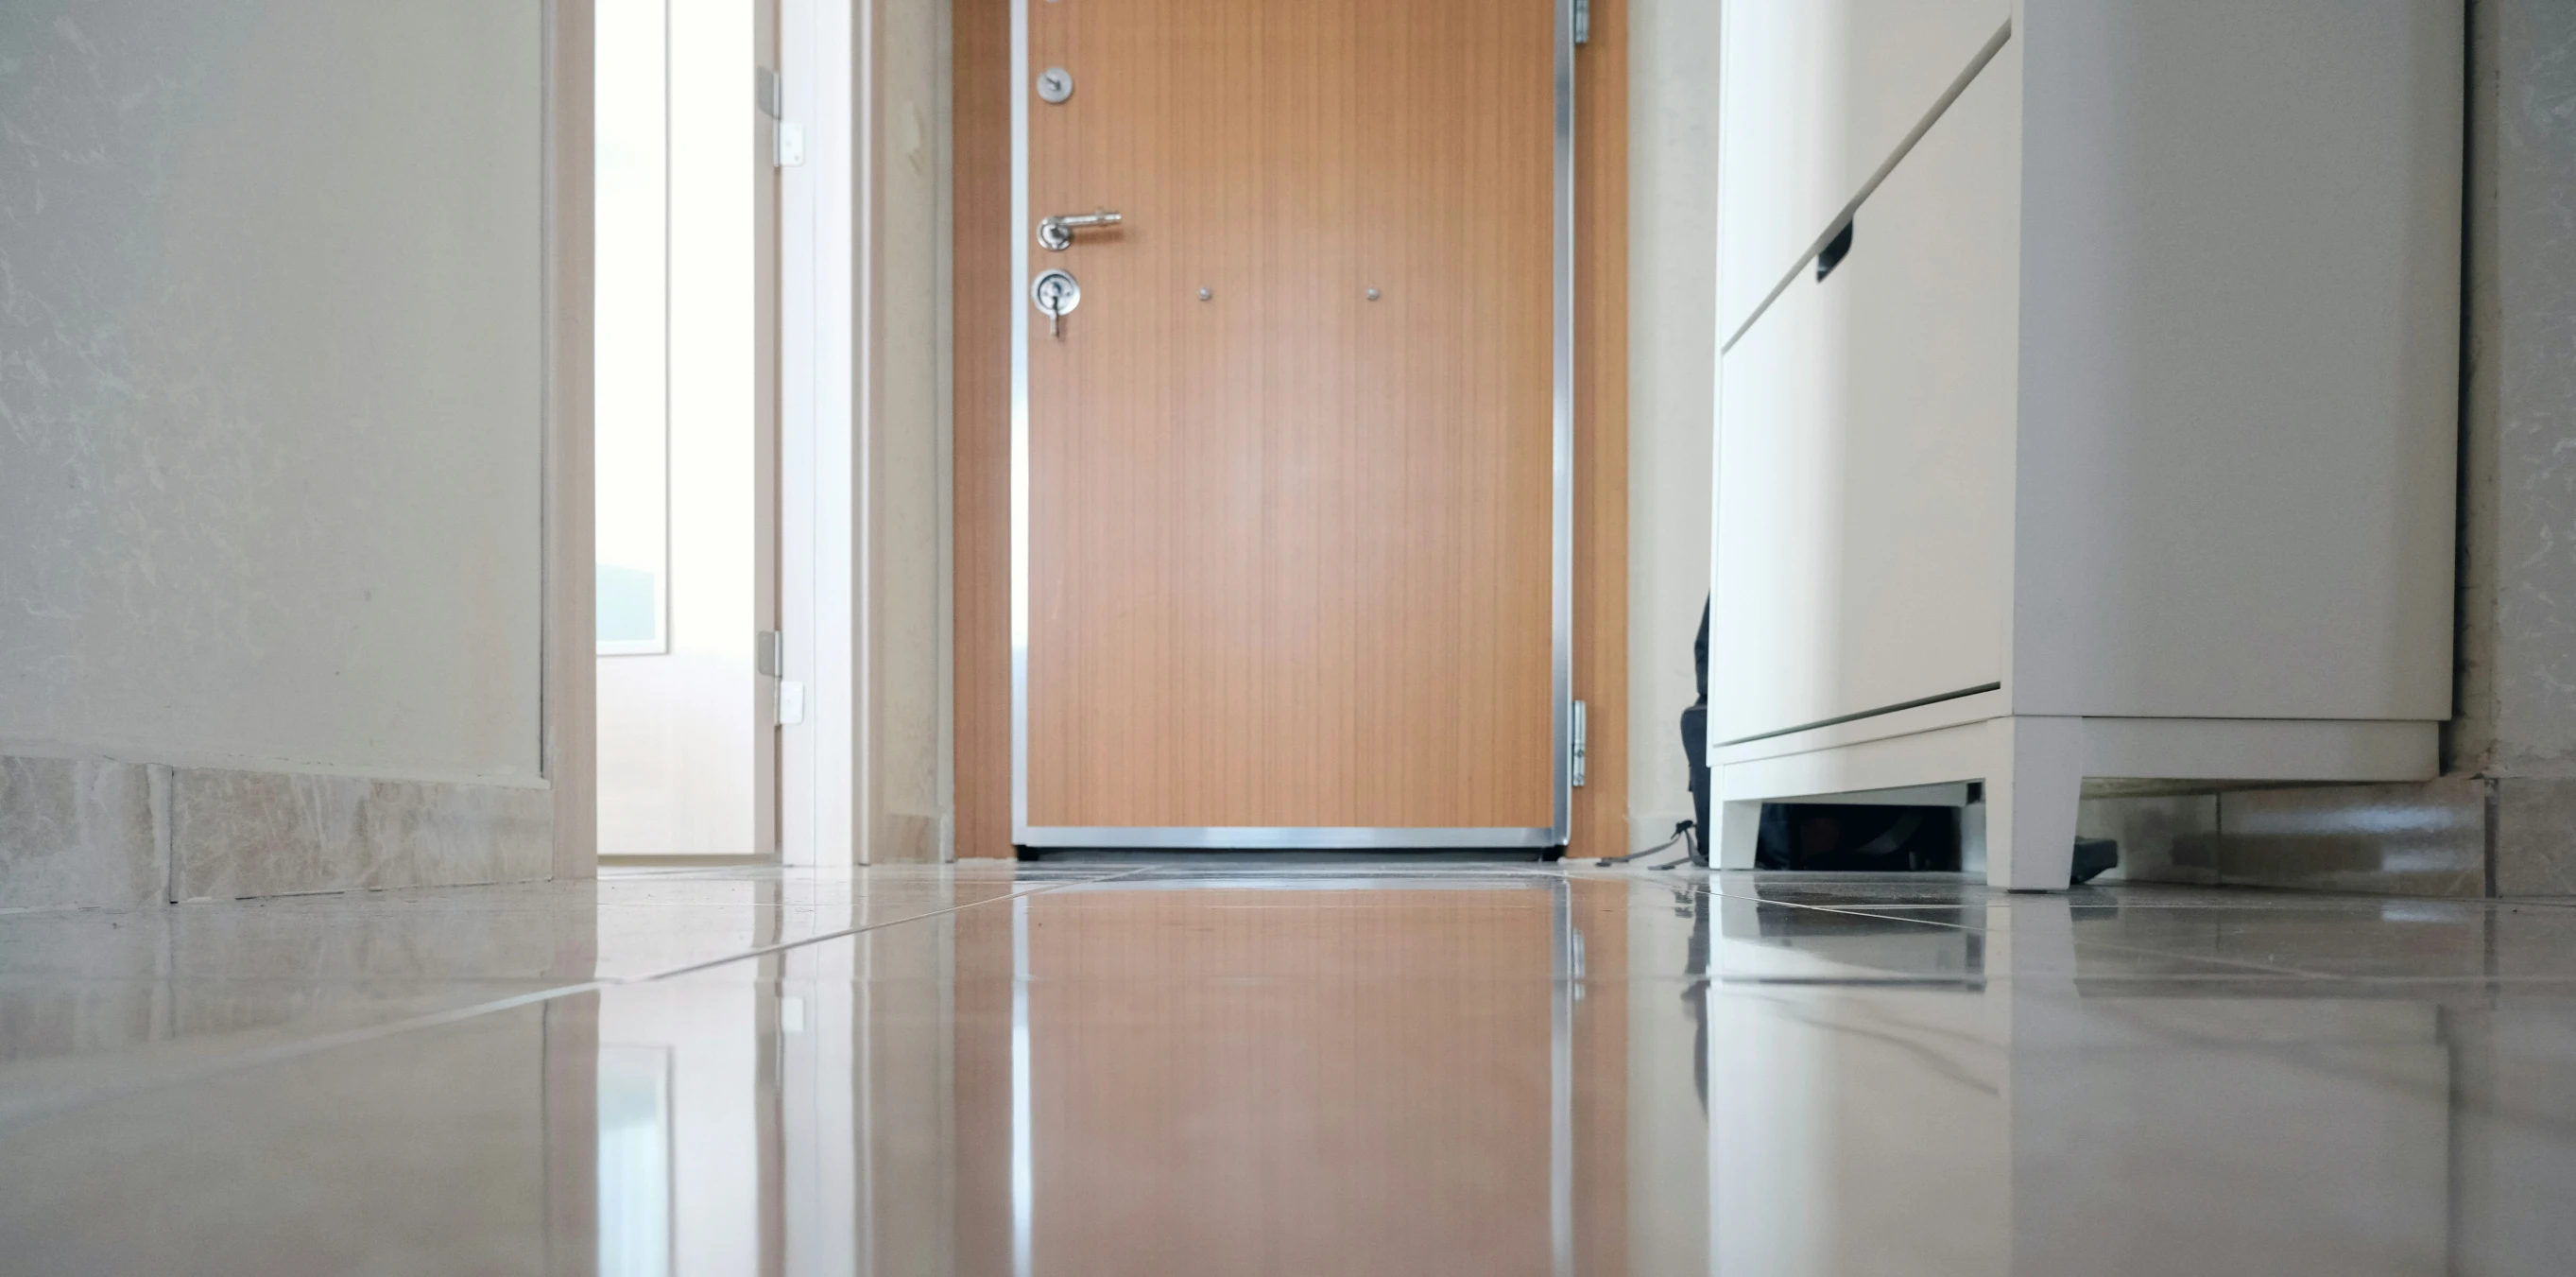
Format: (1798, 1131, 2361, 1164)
(594, 0, 779, 858)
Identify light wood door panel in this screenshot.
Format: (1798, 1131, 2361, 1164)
(1023, 0, 1557, 830)
(1713, 50, 2018, 742)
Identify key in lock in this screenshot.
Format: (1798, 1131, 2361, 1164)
(1030, 269, 1080, 338)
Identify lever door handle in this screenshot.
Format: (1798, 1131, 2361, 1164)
(1038, 209, 1122, 251)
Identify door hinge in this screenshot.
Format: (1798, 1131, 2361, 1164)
(1571, 699, 1589, 788)
(760, 67, 806, 166)
(1574, 0, 1590, 46)
(759, 630, 808, 726)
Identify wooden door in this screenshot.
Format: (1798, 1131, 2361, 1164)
(1015, 0, 1568, 845)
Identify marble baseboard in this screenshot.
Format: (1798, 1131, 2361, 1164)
(869, 811, 942, 865)
(2079, 793, 2221, 885)
(2212, 781, 2491, 898)
(0, 757, 164, 911)
(1, 754, 554, 908)
(2494, 776, 2576, 896)
(171, 768, 552, 902)
(2102, 781, 2491, 897)
(2104, 776, 2576, 898)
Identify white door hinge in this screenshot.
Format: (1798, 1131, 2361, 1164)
(759, 67, 805, 166)
(1571, 699, 1589, 788)
(758, 630, 808, 726)
(1574, 0, 1590, 46)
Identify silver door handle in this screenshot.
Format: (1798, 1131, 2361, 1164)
(1038, 209, 1122, 251)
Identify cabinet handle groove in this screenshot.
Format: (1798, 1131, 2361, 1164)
(1815, 219, 1855, 282)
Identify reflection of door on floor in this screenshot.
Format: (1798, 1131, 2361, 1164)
(594, 0, 777, 858)
(1022, 885, 1562, 1273)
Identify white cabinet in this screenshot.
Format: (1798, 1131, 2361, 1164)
(1716, 49, 2019, 742)
(1709, 0, 2464, 889)
(1716, 0, 2012, 342)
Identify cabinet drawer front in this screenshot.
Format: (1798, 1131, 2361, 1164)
(1713, 49, 2020, 743)
(1718, 0, 2010, 345)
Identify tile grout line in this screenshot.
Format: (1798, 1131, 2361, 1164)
(0, 871, 1145, 1135)
(614, 869, 1150, 984)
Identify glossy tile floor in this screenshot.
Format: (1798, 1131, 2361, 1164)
(5, 862, 2576, 1275)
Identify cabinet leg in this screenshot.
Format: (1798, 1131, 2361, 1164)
(1710, 798, 1772, 870)
(1714, 799, 1764, 870)
(1984, 716, 2086, 891)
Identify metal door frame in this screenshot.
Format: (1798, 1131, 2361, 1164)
(1008, 0, 1576, 851)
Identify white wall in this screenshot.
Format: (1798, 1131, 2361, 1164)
(1624, 0, 1722, 851)
(774, 0, 950, 867)
(862, 0, 953, 861)
(0, 0, 545, 785)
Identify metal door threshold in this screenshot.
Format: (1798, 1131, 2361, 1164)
(1018, 825, 1562, 851)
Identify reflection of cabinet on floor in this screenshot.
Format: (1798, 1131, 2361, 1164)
(1708, 1, 2463, 889)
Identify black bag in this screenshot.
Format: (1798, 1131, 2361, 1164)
(1681, 600, 1711, 866)
(1684, 597, 1957, 874)
(1757, 803, 1959, 871)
